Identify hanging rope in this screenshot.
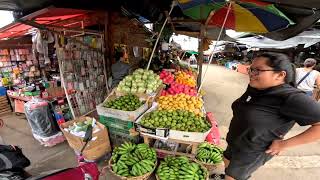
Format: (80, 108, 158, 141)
(198, 2, 232, 92)
(146, 1, 176, 70)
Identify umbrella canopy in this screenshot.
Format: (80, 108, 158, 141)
(178, 0, 294, 33)
(177, 0, 224, 20)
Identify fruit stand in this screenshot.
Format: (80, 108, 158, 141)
(95, 65, 223, 178)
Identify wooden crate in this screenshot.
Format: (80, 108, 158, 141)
(0, 95, 12, 115)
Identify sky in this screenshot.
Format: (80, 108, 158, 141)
(0, 10, 14, 28)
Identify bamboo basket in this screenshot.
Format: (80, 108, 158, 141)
(155, 157, 209, 180)
(194, 159, 223, 172)
(108, 159, 157, 180)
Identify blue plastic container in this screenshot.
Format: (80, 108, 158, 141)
(0, 87, 7, 96)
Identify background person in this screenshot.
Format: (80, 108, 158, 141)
(296, 58, 320, 96)
(111, 51, 131, 89)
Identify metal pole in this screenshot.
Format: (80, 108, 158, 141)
(197, 4, 205, 88)
(198, 2, 232, 92)
(146, 2, 176, 70)
(197, 24, 205, 88)
(181, 51, 187, 61)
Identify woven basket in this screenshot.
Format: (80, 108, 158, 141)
(155, 158, 209, 180)
(194, 159, 223, 172)
(108, 159, 157, 180)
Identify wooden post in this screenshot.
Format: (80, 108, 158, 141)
(197, 24, 205, 88)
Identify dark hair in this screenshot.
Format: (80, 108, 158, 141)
(115, 51, 124, 61)
(255, 52, 296, 87)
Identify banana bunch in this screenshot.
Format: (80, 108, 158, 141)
(157, 156, 208, 180)
(196, 142, 224, 164)
(111, 142, 157, 177)
(118, 142, 136, 155)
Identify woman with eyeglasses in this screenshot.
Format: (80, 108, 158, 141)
(222, 52, 320, 180)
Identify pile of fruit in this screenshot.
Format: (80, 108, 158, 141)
(157, 156, 208, 180)
(175, 71, 196, 88)
(103, 94, 144, 111)
(139, 109, 211, 132)
(161, 82, 197, 96)
(159, 70, 175, 85)
(196, 142, 224, 164)
(157, 94, 203, 116)
(117, 69, 162, 94)
(111, 142, 157, 177)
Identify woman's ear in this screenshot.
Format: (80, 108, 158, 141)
(277, 71, 287, 80)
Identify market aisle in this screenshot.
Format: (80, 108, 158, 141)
(201, 64, 248, 134)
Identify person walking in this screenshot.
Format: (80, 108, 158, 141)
(221, 52, 320, 180)
(296, 58, 320, 96)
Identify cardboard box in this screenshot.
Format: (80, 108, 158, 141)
(96, 91, 150, 121)
(60, 117, 111, 160)
(135, 103, 212, 143)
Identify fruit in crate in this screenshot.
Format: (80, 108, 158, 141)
(111, 142, 157, 177)
(116, 69, 163, 94)
(175, 71, 196, 87)
(196, 142, 224, 164)
(158, 94, 203, 115)
(159, 70, 175, 84)
(157, 156, 208, 180)
(103, 94, 144, 111)
(161, 82, 197, 96)
(139, 109, 211, 132)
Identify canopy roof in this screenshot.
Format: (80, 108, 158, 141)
(237, 29, 320, 49)
(0, 7, 100, 40)
(1, 0, 320, 41)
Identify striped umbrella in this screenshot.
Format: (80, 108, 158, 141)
(178, 0, 294, 33)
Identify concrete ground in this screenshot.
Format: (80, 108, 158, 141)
(0, 64, 319, 179)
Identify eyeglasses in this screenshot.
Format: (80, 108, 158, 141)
(247, 67, 279, 76)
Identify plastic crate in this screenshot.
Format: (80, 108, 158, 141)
(99, 115, 134, 131)
(108, 126, 132, 136)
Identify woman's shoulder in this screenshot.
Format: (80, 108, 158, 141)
(311, 70, 320, 75)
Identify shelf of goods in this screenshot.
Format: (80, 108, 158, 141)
(0, 48, 41, 78)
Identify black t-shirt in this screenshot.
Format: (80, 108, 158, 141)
(226, 84, 320, 152)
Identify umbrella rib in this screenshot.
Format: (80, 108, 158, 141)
(199, 2, 232, 92)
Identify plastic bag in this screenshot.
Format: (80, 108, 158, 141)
(24, 98, 59, 137)
(205, 112, 221, 145)
(33, 132, 65, 147)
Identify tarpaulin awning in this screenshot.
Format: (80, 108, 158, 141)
(237, 30, 320, 49)
(0, 7, 99, 40)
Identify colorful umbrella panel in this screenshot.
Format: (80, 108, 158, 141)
(178, 0, 294, 33)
